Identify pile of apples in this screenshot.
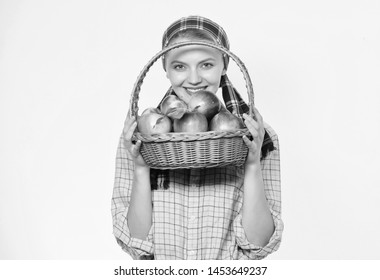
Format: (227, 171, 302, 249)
(137, 90, 245, 134)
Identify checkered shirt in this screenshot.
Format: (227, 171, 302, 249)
(111, 123, 283, 260)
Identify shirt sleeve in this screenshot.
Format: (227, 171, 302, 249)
(233, 123, 284, 259)
(111, 134, 154, 259)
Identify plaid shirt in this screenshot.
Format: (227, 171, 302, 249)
(111, 123, 283, 260)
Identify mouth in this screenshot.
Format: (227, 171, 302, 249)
(184, 86, 207, 94)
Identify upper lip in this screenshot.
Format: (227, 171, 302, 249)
(184, 86, 207, 91)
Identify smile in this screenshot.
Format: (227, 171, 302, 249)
(185, 87, 207, 94)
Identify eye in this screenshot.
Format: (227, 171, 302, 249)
(201, 62, 214, 69)
(173, 64, 186, 71)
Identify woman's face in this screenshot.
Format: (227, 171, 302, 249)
(164, 38, 226, 104)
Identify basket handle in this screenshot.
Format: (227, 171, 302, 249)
(128, 41, 255, 119)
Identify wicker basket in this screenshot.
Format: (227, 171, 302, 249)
(129, 41, 255, 169)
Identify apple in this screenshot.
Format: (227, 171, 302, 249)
(160, 95, 188, 119)
(173, 111, 208, 133)
(209, 106, 245, 132)
(137, 107, 172, 134)
(188, 90, 222, 120)
(141, 107, 160, 115)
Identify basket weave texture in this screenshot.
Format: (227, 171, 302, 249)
(129, 41, 255, 169)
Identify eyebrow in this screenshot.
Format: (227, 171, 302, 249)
(169, 57, 217, 65)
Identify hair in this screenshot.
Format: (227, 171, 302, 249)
(162, 29, 228, 71)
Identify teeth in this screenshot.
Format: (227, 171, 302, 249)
(186, 88, 206, 93)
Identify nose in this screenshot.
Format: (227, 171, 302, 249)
(188, 68, 202, 84)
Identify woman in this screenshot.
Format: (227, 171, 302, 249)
(112, 15, 283, 260)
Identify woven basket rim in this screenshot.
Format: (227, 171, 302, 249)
(132, 128, 250, 143)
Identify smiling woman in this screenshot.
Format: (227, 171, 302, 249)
(164, 42, 226, 104)
(111, 15, 283, 260)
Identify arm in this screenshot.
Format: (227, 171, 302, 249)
(123, 116, 152, 239)
(111, 115, 154, 258)
(241, 107, 276, 246)
(242, 161, 275, 247)
(233, 136, 283, 259)
(127, 165, 152, 239)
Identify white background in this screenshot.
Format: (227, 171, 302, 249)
(1, 0, 380, 260)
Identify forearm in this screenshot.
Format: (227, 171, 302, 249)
(127, 165, 152, 239)
(242, 162, 274, 247)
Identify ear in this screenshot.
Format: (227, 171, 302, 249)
(222, 68, 227, 76)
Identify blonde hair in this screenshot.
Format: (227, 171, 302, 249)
(162, 29, 228, 70)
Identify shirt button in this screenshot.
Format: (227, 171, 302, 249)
(189, 216, 196, 222)
(188, 250, 196, 256)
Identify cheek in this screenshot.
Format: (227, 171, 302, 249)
(166, 71, 184, 86)
(204, 70, 223, 86)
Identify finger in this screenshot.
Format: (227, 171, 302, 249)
(135, 139, 142, 152)
(130, 140, 142, 157)
(242, 135, 251, 146)
(252, 106, 264, 126)
(123, 115, 134, 134)
(243, 135, 257, 150)
(123, 122, 137, 152)
(126, 120, 137, 139)
(242, 113, 259, 130)
(243, 114, 259, 137)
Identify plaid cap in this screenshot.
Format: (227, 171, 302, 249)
(162, 15, 230, 49)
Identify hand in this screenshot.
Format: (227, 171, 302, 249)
(242, 106, 265, 167)
(123, 114, 148, 168)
